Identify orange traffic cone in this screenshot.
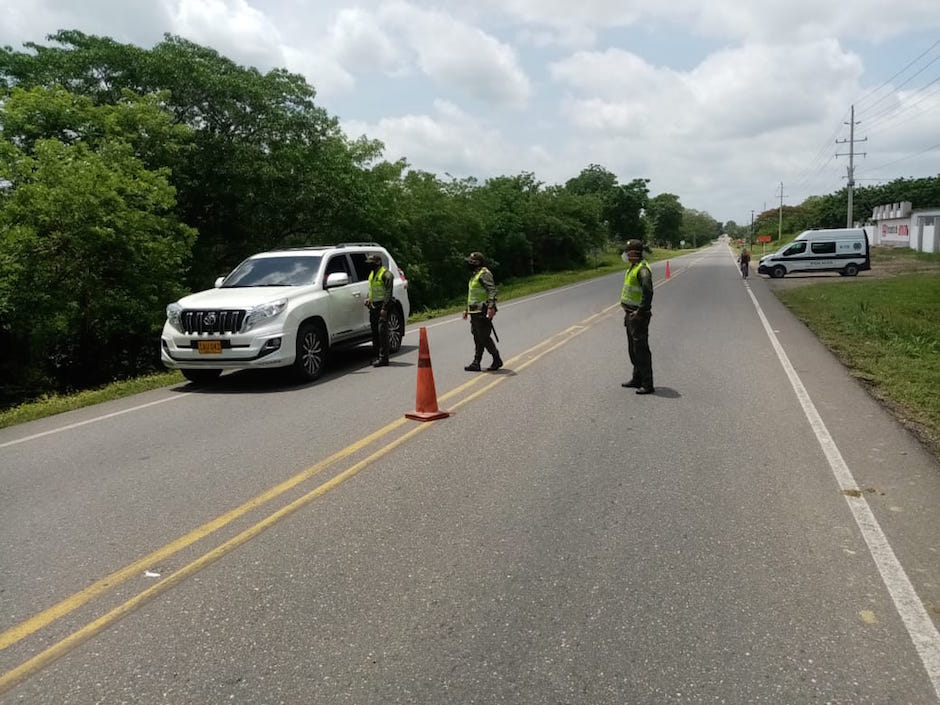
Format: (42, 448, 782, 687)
(665, 260, 671, 279)
(405, 327, 450, 422)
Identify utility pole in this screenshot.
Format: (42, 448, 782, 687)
(836, 105, 867, 227)
(776, 182, 788, 242)
(750, 210, 755, 245)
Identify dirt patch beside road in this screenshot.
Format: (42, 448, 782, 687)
(759, 246, 940, 291)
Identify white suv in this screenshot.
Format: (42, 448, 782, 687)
(160, 244, 410, 384)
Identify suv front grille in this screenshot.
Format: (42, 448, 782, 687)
(180, 309, 247, 334)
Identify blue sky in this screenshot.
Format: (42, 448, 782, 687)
(2, 0, 939, 226)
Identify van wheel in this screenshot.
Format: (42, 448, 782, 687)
(294, 322, 326, 382)
(843, 263, 859, 276)
(387, 305, 405, 353)
(771, 265, 786, 279)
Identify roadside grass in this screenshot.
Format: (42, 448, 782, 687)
(776, 272, 940, 454)
(0, 371, 185, 429)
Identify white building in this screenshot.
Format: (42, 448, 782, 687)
(868, 201, 940, 253)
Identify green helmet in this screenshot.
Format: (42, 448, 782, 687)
(465, 251, 485, 266)
(623, 239, 644, 253)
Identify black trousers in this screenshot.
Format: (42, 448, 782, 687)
(369, 307, 389, 361)
(625, 310, 653, 388)
(469, 313, 499, 363)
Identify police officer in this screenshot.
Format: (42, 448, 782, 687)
(365, 253, 394, 367)
(462, 251, 503, 372)
(620, 239, 654, 394)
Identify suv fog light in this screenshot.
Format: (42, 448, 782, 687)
(261, 338, 282, 354)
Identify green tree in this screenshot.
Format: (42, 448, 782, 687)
(0, 137, 195, 400)
(645, 193, 684, 247)
(0, 31, 382, 288)
(679, 208, 720, 247)
(564, 165, 649, 243)
(608, 178, 650, 243)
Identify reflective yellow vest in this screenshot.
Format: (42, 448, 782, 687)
(468, 268, 490, 308)
(621, 260, 650, 306)
(369, 267, 389, 303)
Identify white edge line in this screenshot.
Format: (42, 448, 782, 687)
(747, 285, 940, 701)
(0, 395, 190, 449)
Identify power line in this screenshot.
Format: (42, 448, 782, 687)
(853, 38, 940, 112)
(865, 78, 940, 134)
(865, 141, 940, 172)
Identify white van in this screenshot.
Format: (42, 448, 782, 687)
(757, 228, 870, 278)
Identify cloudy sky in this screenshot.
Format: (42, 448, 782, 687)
(2, 0, 939, 225)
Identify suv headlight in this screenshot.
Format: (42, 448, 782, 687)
(166, 303, 182, 331)
(244, 298, 287, 331)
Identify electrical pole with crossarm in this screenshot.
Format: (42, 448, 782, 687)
(777, 182, 788, 241)
(836, 105, 867, 227)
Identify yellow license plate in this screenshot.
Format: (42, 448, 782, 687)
(197, 340, 223, 354)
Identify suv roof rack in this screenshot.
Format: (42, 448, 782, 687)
(336, 242, 381, 248)
(273, 246, 331, 252)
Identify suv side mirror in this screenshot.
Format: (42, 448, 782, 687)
(214, 276, 225, 288)
(325, 272, 350, 288)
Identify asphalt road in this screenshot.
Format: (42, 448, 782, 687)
(2, 241, 939, 704)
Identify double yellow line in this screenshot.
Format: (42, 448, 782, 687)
(0, 305, 629, 695)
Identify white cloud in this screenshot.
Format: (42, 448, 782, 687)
(329, 7, 405, 75)
(475, 0, 940, 44)
(282, 45, 355, 99)
(166, 0, 287, 70)
(278, 2, 533, 107)
(343, 100, 546, 178)
(378, 2, 533, 108)
(554, 41, 862, 142)
(0, 0, 171, 48)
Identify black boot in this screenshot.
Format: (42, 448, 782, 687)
(464, 361, 481, 371)
(487, 355, 503, 371)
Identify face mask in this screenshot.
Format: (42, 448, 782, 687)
(621, 252, 631, 263)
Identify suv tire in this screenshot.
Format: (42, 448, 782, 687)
(294, 322, 326, 382)
(771, 265, 786, 279)
(388, 305, 405, 353)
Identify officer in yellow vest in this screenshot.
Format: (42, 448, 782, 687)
(365, 253, 394, 367)
(462, 251, 502, 372)
(620, 239, 654, 394)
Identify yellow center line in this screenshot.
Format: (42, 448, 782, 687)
(0, 416, 438, 695)
(0, 319, 599, 653)
(0, 419, 409, 651)
(1, 274, 684, 690)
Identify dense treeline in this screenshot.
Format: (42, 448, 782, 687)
(0, 30, 719, 407)
(724, 175, 940, 241)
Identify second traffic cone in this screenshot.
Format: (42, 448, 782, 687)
(405, 327, 450, 422)
(665, 260, 671, 279)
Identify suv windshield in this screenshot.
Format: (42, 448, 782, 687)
(223, 255, 322, 287)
